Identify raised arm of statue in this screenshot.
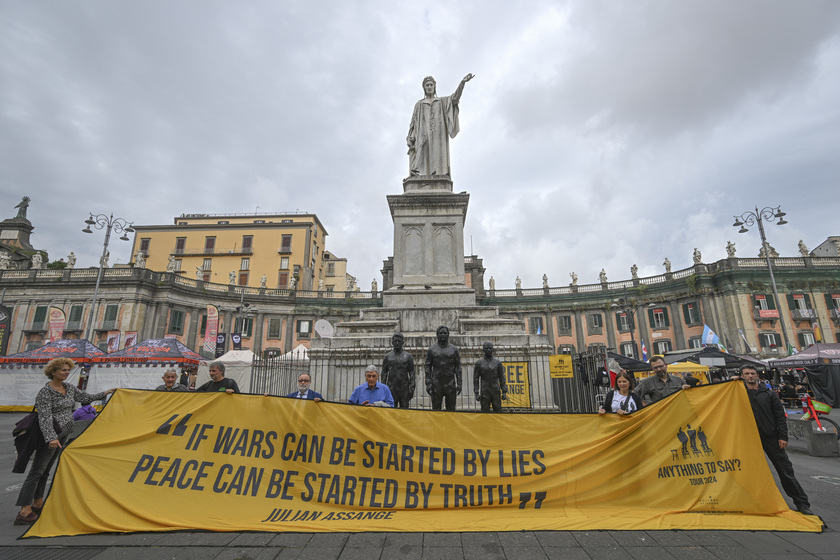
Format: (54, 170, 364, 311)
(450, 73, 475, 104)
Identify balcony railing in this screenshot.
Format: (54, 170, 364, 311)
(753, 309, 779, 320)
(26, 321, 48, 332)
(791, 308, 816, 321)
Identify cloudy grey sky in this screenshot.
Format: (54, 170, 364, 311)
(2, 1, 839, 289)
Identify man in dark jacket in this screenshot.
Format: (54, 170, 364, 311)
(741, 365, 813, 515)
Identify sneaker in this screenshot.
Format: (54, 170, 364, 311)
(14, 511, 38, 525)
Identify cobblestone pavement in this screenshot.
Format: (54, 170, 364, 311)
(2, 410, 839, 559)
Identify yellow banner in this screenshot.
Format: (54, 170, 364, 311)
(549, 354, 573, 378)
(26, 383, 822, 537)
(501, 361, 530, 408)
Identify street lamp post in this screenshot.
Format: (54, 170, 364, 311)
(82, 213, 134, 341)
(732, 205, 790, 354)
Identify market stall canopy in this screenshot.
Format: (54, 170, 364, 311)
(214, 349, 256, 364)
(664, 347, 754, 368)
(0, 339, 104, 365)
(93, 338, 203, 365)
(769, 343, 840, 367)
(606, 352, 650, 373)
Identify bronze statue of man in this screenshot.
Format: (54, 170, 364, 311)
(473, 342, 507, 413)
(381, 333, 416, 409)
(425, 325, 462, 411)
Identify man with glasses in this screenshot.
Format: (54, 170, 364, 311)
(740, 365, 813, 515)
(634, 356, 689, 404)
(287, 373, 323, 401)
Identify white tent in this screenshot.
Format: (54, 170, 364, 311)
(282, 344, 310, 360)
(196, 349, 256, 392)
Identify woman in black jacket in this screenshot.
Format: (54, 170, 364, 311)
(598, 370, 643, 415)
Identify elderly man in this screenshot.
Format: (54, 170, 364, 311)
(156, 368, 188, 392)
(348, 365, 394, 407)
(741, 365, 813, 515)
(633, 356, 689, 404)
(287, 373, 323, 401)
(196, 362, 240, 394)
(381, 333, 416, 409)
(425, 325, 462, 411)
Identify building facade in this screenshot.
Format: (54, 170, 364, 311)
(130, 212, 348, 291)
(2, 251, 839, 360)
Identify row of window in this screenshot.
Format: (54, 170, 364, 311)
(753, 293, 840, 312)
(169, 311, 314, 340)
(532, 302, 702, 337)
(142, 233, 310, 256)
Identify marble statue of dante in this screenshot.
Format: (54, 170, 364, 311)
(407, 73, 474, 177)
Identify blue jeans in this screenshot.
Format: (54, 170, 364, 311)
(15, 435, 67, 507)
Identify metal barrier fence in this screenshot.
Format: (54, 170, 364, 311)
(251, 345, 609, 413)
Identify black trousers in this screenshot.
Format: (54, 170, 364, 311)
(431, 389, 457, 411)
(761, 436, 809, 508)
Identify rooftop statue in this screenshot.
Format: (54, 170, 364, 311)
(726, 241, 736, 258)
(14, 196, 30, 219)
(407, 74, 474, 177)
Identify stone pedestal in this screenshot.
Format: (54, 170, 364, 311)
(309, 175, 556, 411)
(387, 176, 470, 295)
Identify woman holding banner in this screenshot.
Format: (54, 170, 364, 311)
(598, 370, 643, 415)
(14, 358, 115, 525)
